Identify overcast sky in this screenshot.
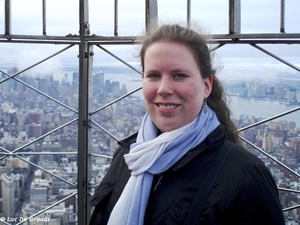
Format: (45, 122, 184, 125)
(0, 0, 299, 80)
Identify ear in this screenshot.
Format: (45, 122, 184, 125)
(203, 75, 213, 99)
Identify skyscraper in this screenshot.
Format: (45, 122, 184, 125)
(1, 172, 16, 218)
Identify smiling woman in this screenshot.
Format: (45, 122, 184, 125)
(89, 23, 285, 225)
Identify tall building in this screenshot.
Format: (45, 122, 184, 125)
(93, 72, 104, 88)
(72, 72, 79, 87)
(262, 131, 273, 152)
(1, 172, 16, 218)
(93, 72, 105, 103)
(39, 78, 49, 92)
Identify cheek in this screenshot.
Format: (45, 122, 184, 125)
(142, 83, 155, 101)
(184, 83, 203, 99)
(183, 83, 204, 108)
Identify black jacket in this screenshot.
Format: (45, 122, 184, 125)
(90, 125, 285, 225)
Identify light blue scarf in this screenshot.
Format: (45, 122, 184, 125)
(108, 106, 220, 225)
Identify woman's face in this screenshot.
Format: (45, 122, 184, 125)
(142, 42, 213, 132)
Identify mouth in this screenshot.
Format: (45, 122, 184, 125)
(156, 104, 179, 110)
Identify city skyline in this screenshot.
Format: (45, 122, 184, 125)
(0, 1, 299, 223)
(0, 66, 299, 223)
(0, 0, 300, 83)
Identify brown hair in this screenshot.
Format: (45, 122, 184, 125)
(139, 24, 239, 144)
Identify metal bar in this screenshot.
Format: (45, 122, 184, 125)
(1, 33, 300, 44)
(145, 0, 158, 33)
(208, 40, 300, 45)
(187, 0, 191, 28)
(283, 204, 300, 212)
(278, 187, 300, 194)
(239, 136, 300, 179)
(1, 33, 81, 40)
(96, 44, 142, 74)
(87, 43, 94, 218)
(0, 38, 136, 45)
(114, 0, 118, 36)
(90, 119, 120, 142)
(229, 0, 241, 34)
(280, 0, 285, 33)
(16, 192, 77, 225)
(0, 118, 78, 160)
(1, 38, 296, 45)
(0, 44, 75, 84)
(78, 0, 90, 223)
(237, 106, 300, 132)
(90, 86, 142, 115)
(210, 43, 225, 52)
(2, 38, 299, 45)
(89, 152, 113, 159)
(0, 152, 77, 155)
(250, 43, 300, 72)
(5, 0, 11, 35)
(0, 69, 78, 113)
(212, 33, 300, 39)
(42, 0, 47, 35)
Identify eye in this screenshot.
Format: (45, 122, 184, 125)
(174, 73, 188, 79)
(146, 73, 160, 79)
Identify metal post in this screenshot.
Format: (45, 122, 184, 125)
(280, 0, 285, 33)
(145, 0, 158, 33)
(114, 0, 118, 36)
(78, 0, 91, 224)
(42, 0, 47, 35)
(187, 0, 191, 28)
(5, 0, 11, 35)
(229, 0, 241, 35)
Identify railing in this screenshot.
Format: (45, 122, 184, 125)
(0, 0, 299, 224)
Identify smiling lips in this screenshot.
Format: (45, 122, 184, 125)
(156, 103, 179, 110)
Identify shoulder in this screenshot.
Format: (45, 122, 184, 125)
(206, 141, 285, 224)
(225, 143, 272, 179)
(221, 143, 285, 224)
(213, 141, 279, 207)
(222, 142, 275, 187)
(227, 143, 266, 167)
(222, 142, 281, 206)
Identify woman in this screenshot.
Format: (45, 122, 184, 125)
(89, 24, 285, 225)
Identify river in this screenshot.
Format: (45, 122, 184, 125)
(228, 96, 300, 125)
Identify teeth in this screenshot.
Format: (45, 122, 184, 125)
(158, 104, 177, 109)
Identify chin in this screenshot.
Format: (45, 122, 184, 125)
(154, 118, 182, 132)
(158, 124, 179, 133)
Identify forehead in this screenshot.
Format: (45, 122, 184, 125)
(144, 42, 200, 70)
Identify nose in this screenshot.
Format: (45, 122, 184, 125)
(157, 77, 173, 96)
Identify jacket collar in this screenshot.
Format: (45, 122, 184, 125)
(171, 125, 226, 171)
(119, 125, 226, 172)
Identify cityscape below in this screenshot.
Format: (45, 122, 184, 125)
(0, 66, 299, 224)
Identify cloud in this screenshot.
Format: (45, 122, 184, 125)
(0, 0, 299, 78)
(0, 42, 70, 81)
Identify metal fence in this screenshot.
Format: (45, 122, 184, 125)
(0, 0, 300, 224)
